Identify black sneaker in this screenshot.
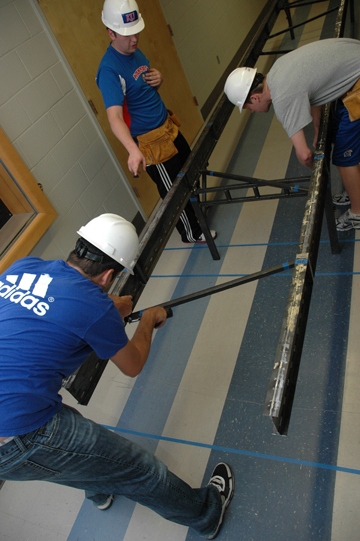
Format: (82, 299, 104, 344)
(95, 494, 114, 510)
(206, 463, 234, 539)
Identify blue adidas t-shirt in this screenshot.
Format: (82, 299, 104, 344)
(0, 258, 128, 436)
(96, 45, 167, 137)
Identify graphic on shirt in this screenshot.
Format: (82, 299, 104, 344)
(133, 65, 148, 81)
(0, 273, 53, 316)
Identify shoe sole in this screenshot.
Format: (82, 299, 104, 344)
(96, 495, 114, 510)
(336, 224, 360, 231)
(336, 217, 360, 231)
(207, 464, 234, 540)
(196, 238, 217, 244)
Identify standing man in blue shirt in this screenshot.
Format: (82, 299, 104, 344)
(96, 0, 217, 244)
(0, 213, 233, 540)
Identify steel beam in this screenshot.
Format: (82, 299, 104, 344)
(195, 171, 309, 207)
(268, 7, 339, 39)
(263, 0, 348, 434)
(126, 260, 296, 324)
(263, 108, 333, 434)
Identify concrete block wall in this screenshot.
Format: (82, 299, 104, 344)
(0, 0, 141, 263)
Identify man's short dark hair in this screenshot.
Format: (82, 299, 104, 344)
(67, 238, 124, 278)
(245, 73, 265, 104)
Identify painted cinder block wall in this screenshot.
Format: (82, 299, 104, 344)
(0, 0, 142, 262)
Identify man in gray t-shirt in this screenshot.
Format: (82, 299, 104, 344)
(224, 38, 360, 231)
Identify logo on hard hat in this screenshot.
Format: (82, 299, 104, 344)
(122, 10, 138, 24)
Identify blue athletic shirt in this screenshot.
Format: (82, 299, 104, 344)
(0, 258, 128, 436)
(96, 45, 167, 137)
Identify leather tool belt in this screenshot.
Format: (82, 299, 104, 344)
(342, 77, 360, 122)
(137, 110, 181, 166)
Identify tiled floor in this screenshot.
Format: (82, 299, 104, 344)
(1, 3, 360, 540)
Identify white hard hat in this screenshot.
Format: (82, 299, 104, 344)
(77, 214, 139, 274)
(224, 67, 257, 112)
(102, 0, 145, 36)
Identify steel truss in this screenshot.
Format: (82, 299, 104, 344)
(191, 172, 310, 262)
(64, 0, 353, 428)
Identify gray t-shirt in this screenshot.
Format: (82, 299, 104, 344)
(267, 38, 360, 138)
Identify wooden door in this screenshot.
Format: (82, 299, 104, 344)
(39, 0, 203, 217)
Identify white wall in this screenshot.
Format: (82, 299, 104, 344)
(0, 0, 142, 263)
(159, 0, 267, 109)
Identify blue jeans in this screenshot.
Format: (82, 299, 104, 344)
(0, 405, 222, 537)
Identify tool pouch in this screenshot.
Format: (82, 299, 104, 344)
(137, 111, 180, 165)
(342, 78, 360, 122)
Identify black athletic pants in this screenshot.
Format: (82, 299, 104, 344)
(146, 132, 202, 242)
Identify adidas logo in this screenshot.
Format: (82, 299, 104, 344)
(0, 273, 53, 316)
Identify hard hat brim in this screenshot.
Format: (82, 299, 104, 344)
(119, 18, 144, 35)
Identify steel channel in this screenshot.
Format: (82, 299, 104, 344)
(263, 145, 330, 434)
(198, 192, 308, 206)
(268, 6, 339, 39)
(263, 0, 348, 434)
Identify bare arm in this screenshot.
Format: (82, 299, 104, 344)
(110, 306, 167, 377)
(107, 105, 147, 176)
(290, 129, 314, 169)
(108, 294, 133, 321)
(311, 105, 322, 149)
